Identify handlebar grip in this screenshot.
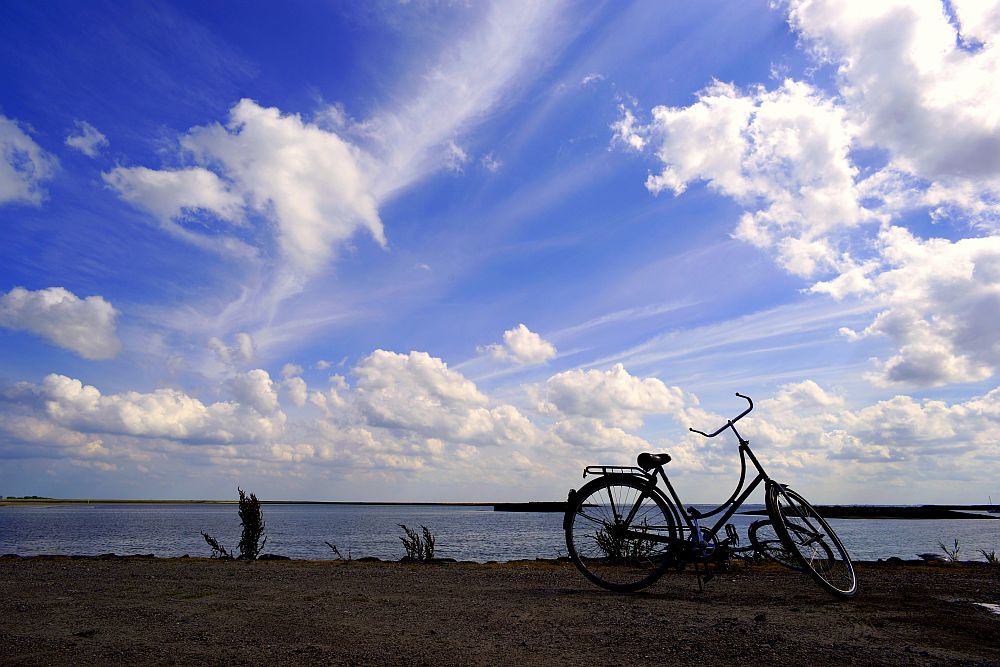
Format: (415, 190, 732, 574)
(689, 428, 710, 437)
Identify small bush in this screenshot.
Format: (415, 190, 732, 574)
(236, 487, 267, 560)
(201, 486, 267, 560)
(979, 548, 999, 565)
(938, 538, 961, 562)
(202, 532, 232, 559)
(399, 524, 435, 561)
(325, 541, 352, 561)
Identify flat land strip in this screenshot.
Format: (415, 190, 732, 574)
(1, 557, 998, 665)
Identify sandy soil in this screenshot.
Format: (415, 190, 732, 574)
(1, 556, 998, 666)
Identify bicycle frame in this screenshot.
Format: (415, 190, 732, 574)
(586, 393, 772, 551)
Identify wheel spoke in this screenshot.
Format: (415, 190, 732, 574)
(566, 476, 677, 592)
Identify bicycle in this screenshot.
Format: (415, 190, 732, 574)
(563, 393, 858, 599)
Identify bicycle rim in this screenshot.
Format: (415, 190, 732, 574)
(767, 484, 858, 599)
(565, 475, 676, 592)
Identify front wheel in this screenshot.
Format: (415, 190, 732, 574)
(565, 475, 678, 592)
(766, 483, 858, 599)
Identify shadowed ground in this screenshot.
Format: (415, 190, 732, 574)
(1, 557, 998, 665)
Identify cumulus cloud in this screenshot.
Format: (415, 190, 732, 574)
(837, 227, 1000, 385)
(229, 369, 279, 414)
(789, 0, 1000, 196)
(539, 363, 687, 429)
(741, 380, 1000, 473)
(281, 363, 303, 378)
(0, 287, 121, 359)
(65, 120, 108, 157)
(353, 349, 540, 447)
(282, 376, 308, 408)
(617, 79, 876, 277)
(551, 417, 651, 452)
(0, 115, 58, 205)
(617, 0, 1000, 386)
(482, 324, 557, 365)
(104, 166, 244, 227)
(36, 373, 284, 443)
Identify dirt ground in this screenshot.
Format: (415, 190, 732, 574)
(1, 556, 998, 666)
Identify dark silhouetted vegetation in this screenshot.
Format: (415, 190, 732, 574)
(594, 520, 656, 564)
(399, 524, 435, 561)
(325, 541, 352, 561)
(237, 487, 267, 560)
(201, 487, 267, 560)
(202, 532, 232, 559)
(938, 538, 960, 562)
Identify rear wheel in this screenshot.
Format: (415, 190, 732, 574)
(766, 484, 858, 599)
(565, 475, 678, 592)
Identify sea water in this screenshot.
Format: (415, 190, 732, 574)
(0, 503, 997, 562)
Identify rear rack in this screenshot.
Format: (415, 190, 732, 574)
(583, 465, 652, 479)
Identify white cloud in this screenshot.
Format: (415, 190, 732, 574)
(837, 227, 1000, 385)
(36, 373, 284, 443)
(208, 332, 255, 365)
(353, 349, 540, 447)
(102, 0, 566, 337)
(443, 140, 469, 172)
(617, 0, 1000, 387)
(103, 166, 252, 258)
(482, 323, 557, 365)
(0, 287, 121, 360)
(620, 79, 875, 278)
(282, 376, 308, 408)
(539, 363, 687, 429)
(480, 153, 503, 173)
(229, 369, 280, 414)
(552, 417, 651, 453)
(280, 363, 304, 378)
(104, 166, 243, 226)
(0, 115, 58, 205)
(65, 120, 108, 157)
(742, 380, 1000, 474)
(789, 0, 1000, 197)
(182, 99, 387, 275)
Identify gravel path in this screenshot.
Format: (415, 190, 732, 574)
(1, 556, 998, 665)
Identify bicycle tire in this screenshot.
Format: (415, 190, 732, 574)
(748, 519, 804, 571)
(766, 484, 858, 599)
(565, 474, 678, 592)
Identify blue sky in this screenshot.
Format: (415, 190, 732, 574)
(2, 0, 999, 503)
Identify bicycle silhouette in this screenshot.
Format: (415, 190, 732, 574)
(563, 393, 858, 599)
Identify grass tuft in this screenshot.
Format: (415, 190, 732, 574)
(938, 538, 961, 562)
(398, 524, 436, 561)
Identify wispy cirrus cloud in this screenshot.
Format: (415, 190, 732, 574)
(104, 0, 569, 352)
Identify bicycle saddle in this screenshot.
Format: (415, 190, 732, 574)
(636, 452, 671, 470)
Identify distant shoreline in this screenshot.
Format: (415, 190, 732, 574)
(2, 498, 998, 519)
(0, 498, 494, 507)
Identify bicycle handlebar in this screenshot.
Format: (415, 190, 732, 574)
(689, 393, 753, 438)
